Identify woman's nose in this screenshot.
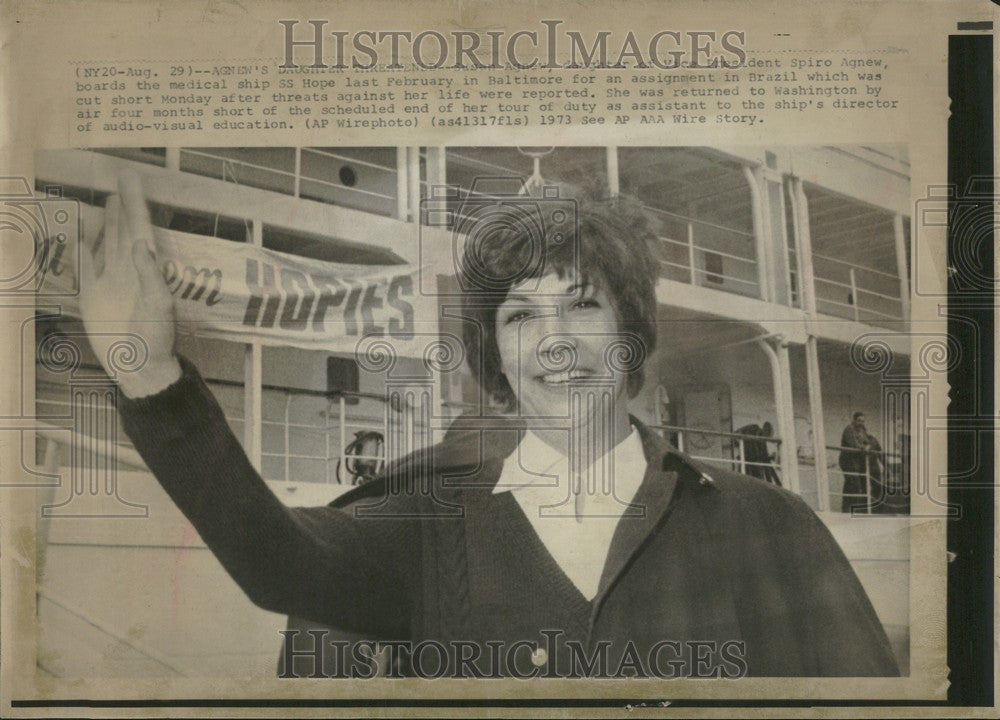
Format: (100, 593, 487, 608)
(536, 332, 578, 373)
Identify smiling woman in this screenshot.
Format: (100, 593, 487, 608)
(460, 194, 659, 495)
(84, 173, 900, 679)
(462, 193, 659, 411)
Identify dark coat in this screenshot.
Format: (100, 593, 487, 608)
(119, 357, 899, 678)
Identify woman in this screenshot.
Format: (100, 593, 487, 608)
(80, 173, 899, 678)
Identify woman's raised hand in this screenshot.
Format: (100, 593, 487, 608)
(79, 171, 182, 398)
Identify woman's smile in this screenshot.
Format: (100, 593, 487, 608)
(536, 368, 597, 385)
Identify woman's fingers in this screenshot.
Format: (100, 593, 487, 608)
(103, 194, 122, 271)
(116, 173, 167, 297)
(118, 170, 155, 254)
(78, 229, 96, 288)
(131, 224, 166, 296)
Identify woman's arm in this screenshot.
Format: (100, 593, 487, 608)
(80, 173, 416, 637)
(117, 355, 418, 637)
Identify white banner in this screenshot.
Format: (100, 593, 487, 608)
(38, 204, 439, 359)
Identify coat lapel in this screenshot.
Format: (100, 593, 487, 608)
(592, 418, 683, 608)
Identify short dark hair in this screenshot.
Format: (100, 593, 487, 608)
(459, 189, 660, 411)
(853, 411, 866, 421)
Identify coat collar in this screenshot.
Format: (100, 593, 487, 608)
(425, 412, 721, 493)
(431, 414, 722, 605)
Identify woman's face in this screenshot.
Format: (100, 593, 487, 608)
(494, 269, 631, 433)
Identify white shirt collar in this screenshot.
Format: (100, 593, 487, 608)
(493, 426, 646, 496)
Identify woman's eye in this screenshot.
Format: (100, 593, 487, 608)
(571, 298, 599, 310)
(504, 310, 531, 324)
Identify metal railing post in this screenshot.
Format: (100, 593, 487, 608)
(742, 164, 771, 301)
(325, 401, 331, 484)
(293, 147, 302, 198)
(865, 453, 872, 514)
(283, 394, 292, 483)
(687, 221, 697, 285)
(606, 146, 619, 197)
(849, 267, 859, 321)
(338, 396, 347, 482)
(893, 213, 911, 321)
(244, 219, 264, 472)
(407, 147, 421, 224)
(396, 146, 408, 221)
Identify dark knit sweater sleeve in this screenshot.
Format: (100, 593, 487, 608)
(116, 355, 417, 637)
